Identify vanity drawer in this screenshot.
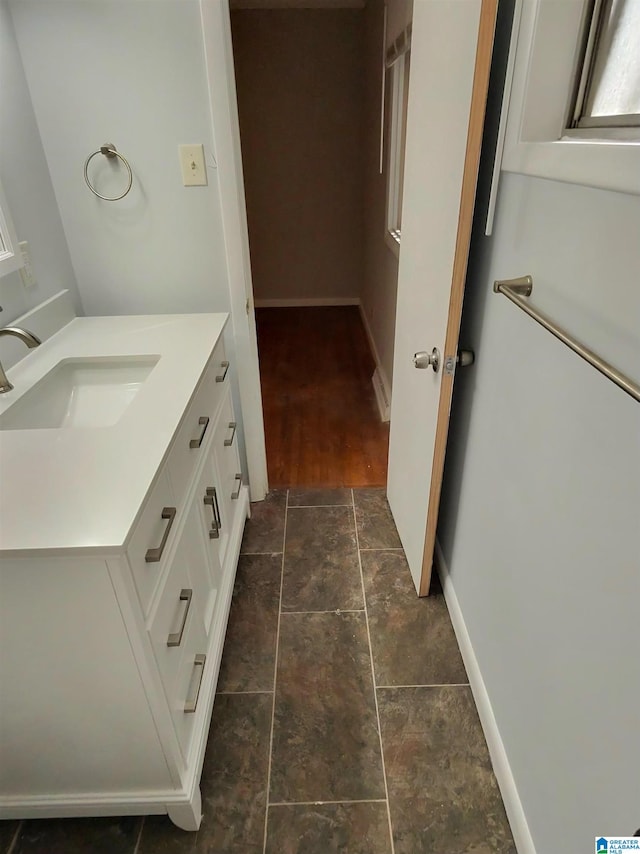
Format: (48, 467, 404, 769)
(167, 340, 230, 505)
(212, 389, 243, 567)
(148, 554, 197, 698)
(127, 470, 177, 614)
(169, 617, 209, 762)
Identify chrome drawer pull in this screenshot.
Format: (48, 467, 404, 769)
(184, 654, 206, 714)
(215, 361, 229, 383)
(223, 421, 237, 447)
(189, 416, 210, 449)
(213, 487, 222, 530)
(167, 588, 192, 648)
(205, 486, 222, 528)
(231, 472, 242, 500)
(145, 507, 177, 563)
(204, 487, 220, 539)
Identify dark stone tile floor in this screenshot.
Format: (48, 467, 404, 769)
(240, 489, 287, 554)
(378, 687, 516, 854)
(10, 817, 142, 854)
(217, 553, 281, 693)
(282, 505, 363, 612)
(354, 488, 402, 550)
(1, 489, 514, 854)
(0, 824, 19, 854)
(361, 549, 467, 687)
(287, 487, 352, 507)
(270, 611, 384, 803)
(265, 802, 392, 854)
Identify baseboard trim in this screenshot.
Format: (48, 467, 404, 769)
(358, 304, 392, 422)
(435, 540, 537, 854)
(254, 297, 361, 308)
(372, 367, 391, 422)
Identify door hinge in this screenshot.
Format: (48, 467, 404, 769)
(245, 298, 250, 315)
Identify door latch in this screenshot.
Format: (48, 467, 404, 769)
(444, 349, 475, 376)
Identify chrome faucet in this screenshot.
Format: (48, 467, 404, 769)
(0, 327, 42, 393)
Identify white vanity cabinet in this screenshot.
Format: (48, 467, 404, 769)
(0, 321, 249, 831)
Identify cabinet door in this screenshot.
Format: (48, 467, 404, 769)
(147, 488, 219, 705)
(182, 493, 220, 638)
(127, 470, 177, 615)
(166, 339, 227, 506)
(194, 446, 229, 585)
(212, 389, 243, 561)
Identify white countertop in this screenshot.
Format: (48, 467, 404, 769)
(0, 313, 228, 556)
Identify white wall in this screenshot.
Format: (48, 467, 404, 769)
(231, 9, 365, 304)
(0, 1, 81, 326)
(8, 0, 268, 496)
(9, 0, 229, 317)
(438, 170, 640, 853)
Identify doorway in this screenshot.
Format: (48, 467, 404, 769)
(224, 0, 498, 593)
(256, 305, 389, 487)
(229, 2, 402, 489)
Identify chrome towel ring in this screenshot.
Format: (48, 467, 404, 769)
(84, 143, 133, 201)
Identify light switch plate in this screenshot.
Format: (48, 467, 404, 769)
(179, 144, 208, 187)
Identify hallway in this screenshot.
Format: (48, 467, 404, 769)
(256, 307, 390, 488)
(0, 490, 516, 854)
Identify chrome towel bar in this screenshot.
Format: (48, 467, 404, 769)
(493, 275, 640, 403)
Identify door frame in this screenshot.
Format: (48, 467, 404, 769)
(204, 0, 496, 525)
(200, 0, 269, 502)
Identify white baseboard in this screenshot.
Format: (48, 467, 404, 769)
(254, 297, 360, 308)
(435, 540, 537, 854)
(358, 304, 392, 422)
(372, 367, 391, 422)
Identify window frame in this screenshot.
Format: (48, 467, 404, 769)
(500, 0, 640, 196)
(569, 0, 640, 131)
(384, 25, 411, 257)
(0, 178, 22, 279)
(386, 52, 408, 247)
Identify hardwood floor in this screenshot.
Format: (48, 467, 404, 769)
(256, 306, 389, 487)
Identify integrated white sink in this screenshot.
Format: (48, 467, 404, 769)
(0, 356, 160, 430)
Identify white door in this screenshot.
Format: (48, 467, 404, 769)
(387, 0, 497, 595)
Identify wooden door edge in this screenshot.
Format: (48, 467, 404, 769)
(418, 0, 499, 597)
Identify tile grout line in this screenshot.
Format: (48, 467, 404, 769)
(280, 608, 365, 616)
(358, 548, 404, 552)
(261, 488, 289, 854)
(240, 551, 283, 557)
(268, 798, 388, 808)
(286, 504, 352, 509)
(376, 683, 471, 690)
(5, 820, 22, 854)
(216, 689, 274, 695)
(351, 488, 396, 854)
(132, 816, 145, 854)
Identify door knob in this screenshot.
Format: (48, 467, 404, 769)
(413, 348, 440, 372)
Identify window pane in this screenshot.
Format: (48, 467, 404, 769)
(586, 0, 640, 118)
